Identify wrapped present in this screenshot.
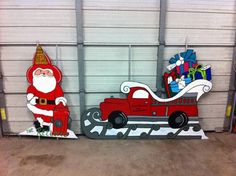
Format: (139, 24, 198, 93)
(182, 71, 189, 78)
(202, 65, 212, 81)
(167, 49, 198, 75)
(176, 59, 190, 76)
(179, 49, 198, 68)
(188, 64, 211, 81)
(170, 81, 179, 93)
(163, 71, 178, 97)
(170, 76, 192, 93)
(188, 65, 205, 80)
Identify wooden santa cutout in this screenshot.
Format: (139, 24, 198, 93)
(20, 45, 77, 139)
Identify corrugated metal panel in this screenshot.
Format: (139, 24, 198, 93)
(83, 0, 160, 10)
(0, 10, 76, 27)
(166, 12, 235, 30)
(167, 0, 235, 13)
(165, 29, 235, 45)
(0, 46, 78, 61)
(0, 0, 75, 9)
(84, 10, 159, 28)
(84, 28, 159, 44)
(0, 27, 77, 44)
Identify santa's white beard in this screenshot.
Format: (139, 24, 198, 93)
(33, 76, 56, 93)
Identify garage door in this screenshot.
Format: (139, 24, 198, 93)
(0, 0, 235, 134)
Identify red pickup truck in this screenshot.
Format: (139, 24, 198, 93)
(100, 86, 198, 129)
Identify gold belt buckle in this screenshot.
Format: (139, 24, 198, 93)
(39, 98, 47, 105)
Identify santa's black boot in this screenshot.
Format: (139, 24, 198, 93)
(34, 120, 42, 132)
(42, 125, 50, 131)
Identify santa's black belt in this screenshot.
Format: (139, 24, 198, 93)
(36, 98, 55, 105)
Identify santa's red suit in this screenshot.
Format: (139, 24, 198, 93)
(26, 45, 67, 128)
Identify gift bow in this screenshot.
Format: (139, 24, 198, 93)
(167, 49, 197, 71)
(188, 65, 206, 80)
(175, 75, 185, 83)
(167, 56, 184, 71)
(175, 75, 186, 89)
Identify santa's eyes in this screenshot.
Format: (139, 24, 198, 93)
(34, 69, 53, 76)
(46, 70, 53, 76)
(35, 69, 42, 75)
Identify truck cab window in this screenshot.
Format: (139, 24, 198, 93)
(132, 90, 149, 99)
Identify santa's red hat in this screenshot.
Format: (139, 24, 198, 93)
(26, 45, 62, 84)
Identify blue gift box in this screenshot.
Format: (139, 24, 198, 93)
(170, 81, 179, 93)
(195, 71, 204, 80)
(188, 65, 212, 81)
(170, 77, 192, 93)
(202, 65, 212, 81)
(185, 77, 192, 84)
(182, 71, 189, 78)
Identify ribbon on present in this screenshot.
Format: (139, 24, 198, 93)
(167, 49, 197, 71)
(170, 76, 192, 93)
(180, 49, 197, 68)
(175, 75, 186, 90)
(170, 76, 186, 93)
(167, 56, 184, 71)
(188, 65, 206, 81)
(163, 71, 178, 97)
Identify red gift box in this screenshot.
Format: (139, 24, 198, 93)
(176, 62, 189, 75)
(176, 62, 198, 76)
(163, 71, 178, 98)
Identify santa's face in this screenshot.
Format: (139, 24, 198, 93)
(33, 68, 56, 93)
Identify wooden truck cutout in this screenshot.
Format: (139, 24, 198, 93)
(82, 80, 212, 139)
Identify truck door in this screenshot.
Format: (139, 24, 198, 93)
(129, 89, 151, 115)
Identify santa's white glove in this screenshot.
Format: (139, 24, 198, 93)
(26, 93, 34, 101)
(29, 96, 38, 105)
(55, 97, 67, 106)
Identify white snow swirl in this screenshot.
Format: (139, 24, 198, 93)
(122, 85, 131, 94)
(203, 85, 211, 93)
(92, 109, 101, 120)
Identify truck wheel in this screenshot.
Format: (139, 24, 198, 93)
(108, 111, 128, 129)
(168, 111, 188, 128)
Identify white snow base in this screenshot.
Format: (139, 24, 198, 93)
(19, 126, 78, 139)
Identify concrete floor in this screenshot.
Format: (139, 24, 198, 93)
(0, 133, 236, 176)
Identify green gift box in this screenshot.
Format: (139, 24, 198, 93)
(188, 65, 207, 81)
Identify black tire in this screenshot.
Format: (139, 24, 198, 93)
(168, 111, 188, 128)
(108, 111, 128, 129)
